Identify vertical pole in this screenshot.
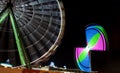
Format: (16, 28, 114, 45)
(9, 8, 31, 68)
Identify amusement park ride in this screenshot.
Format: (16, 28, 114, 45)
(0, 0, 108, 73)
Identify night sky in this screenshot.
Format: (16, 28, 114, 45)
(47, 0, 120, 73)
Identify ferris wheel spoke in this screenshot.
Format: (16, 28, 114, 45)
(9, 8, 31, 68)
(0, 8, 9, 24)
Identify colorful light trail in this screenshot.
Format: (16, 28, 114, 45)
(75, 24, 108, 72)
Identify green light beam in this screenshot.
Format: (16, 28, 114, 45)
(0, 9, 9, 24)
(9, 8, 31, 68)
(79, 33, 100, 62)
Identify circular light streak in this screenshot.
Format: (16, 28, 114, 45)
(75, 24, 108, 72)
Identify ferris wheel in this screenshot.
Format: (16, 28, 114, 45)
(0, 0, 65, 68)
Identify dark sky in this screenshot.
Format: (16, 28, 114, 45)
(47, 0, 120, 73)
